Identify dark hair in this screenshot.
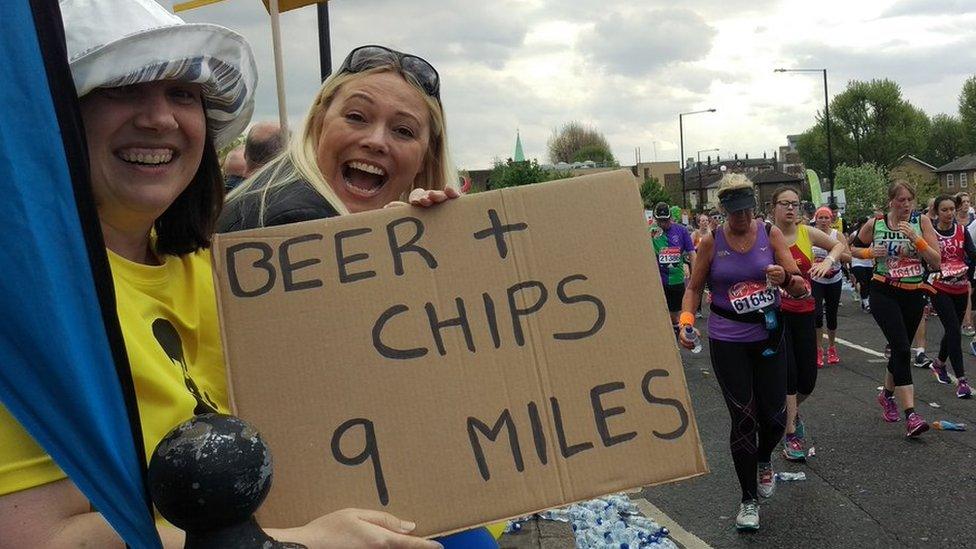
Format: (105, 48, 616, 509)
(154, 134, 224, 256)
(771, 185, 800, 204)
(245, 125, 287, 168)
(933, 194, 960, 210)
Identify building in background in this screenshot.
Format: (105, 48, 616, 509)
(934, 154, 976, 193)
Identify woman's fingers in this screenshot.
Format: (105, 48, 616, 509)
(408, 188, 461, 208)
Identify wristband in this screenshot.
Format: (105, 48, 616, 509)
(859, 248, 873, 259)
(915, 237, 929, 252)
(679, 311, 695, 327)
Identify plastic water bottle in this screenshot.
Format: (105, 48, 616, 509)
(684, 326, 702, 354)
(762, 308, 778, 331)
(774, 471, 807, 481)
(933, 420, 967, 431)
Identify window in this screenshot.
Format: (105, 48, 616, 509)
(948, 173, 955, 188)
(962, 172, 969, 188)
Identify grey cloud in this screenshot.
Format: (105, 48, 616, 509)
(538, 0, 776, 19)
(577, 9, 715, 77)
(881, 0, 976, 18)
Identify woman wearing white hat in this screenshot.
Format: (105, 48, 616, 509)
(0, 1, 439, 547)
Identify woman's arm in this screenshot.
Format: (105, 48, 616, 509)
(768, 225, 806, 297)
(913, 216, 942, 269)
(0, 479, 439, 549)
(807, 227, 849, 279)
(681, 232, 713, 318)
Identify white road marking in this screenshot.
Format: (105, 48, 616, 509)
(829, 335, 886, 358)
(629, 495, 713, 549)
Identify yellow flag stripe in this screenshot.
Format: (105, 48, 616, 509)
(173, 0, 227, 12)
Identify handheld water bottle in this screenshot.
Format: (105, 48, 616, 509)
(684, 326, 702, 354)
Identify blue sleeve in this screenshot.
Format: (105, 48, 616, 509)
(435, 527, 498, 549)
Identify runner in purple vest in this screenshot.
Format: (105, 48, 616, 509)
(678, 174, 806, 532)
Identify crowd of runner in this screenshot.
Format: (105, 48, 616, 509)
(652, 177, 976, 532)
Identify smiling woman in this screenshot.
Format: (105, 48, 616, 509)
(218, 45, 458, 230)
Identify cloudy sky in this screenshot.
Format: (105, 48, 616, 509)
(176, 0, 976, 170)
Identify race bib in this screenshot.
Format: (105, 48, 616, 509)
(658, 246, 681, 265)
(886, 257, 923, 279)
(941, 261, 968, 279)
(728, 281, 777, 314)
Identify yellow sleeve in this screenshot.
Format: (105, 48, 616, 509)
(0, 402, 66, 496)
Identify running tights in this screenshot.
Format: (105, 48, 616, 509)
(783, 311, 817, 396)
(869, 284, 926, 387)
(852, 266, 872, 301)
(708, 337, 786, 502)
(812, 280, 841, 330)
(933, 291, 968, 379)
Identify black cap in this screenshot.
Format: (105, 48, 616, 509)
(719, 187, 756, 213)
(653, 202, 671, 220)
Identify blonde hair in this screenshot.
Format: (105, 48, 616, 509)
(716, 172, 754, 198)
(887, 179, 916, 200)
(226, 66, 456, 225)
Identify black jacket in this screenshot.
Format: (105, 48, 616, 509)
(217, 178, 340, 233)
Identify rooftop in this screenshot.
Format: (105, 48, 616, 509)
(935, 154, 976, 173)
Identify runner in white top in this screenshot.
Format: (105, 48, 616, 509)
(811, 207, 850, 366)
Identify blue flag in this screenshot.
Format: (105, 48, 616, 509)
(0, 1, 160, 547)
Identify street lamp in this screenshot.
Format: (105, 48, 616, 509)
(697, 148, 719, 208)
(775, 68, 834, 207)
(679, 109, 717, 209)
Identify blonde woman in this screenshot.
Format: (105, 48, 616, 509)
(219, 45, 457, 230)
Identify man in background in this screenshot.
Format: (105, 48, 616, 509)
(244, 121, 287, 177)
(221, 146, 246, 193)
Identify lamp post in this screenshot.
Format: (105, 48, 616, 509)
(775, 68, 834, 207)
(679, 109, 717, 209)
(697, 148, 719, 209)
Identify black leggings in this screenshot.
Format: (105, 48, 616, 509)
(783, 311, 818, 396)
(852, 266, 872, 300)
(709, 337, 787, 502)
(933, 291, 968, 379)
(812, 280, 841, 330)
(870, 284, 926, 387)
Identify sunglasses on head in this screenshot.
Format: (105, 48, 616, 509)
(339, 45, 441, 101)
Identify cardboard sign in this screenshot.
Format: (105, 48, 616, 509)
(211, 170, 707, 537)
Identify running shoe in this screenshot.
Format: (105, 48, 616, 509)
(827, 346, 840, 365)
(816, 347, 824, 368)
(931, 359, 952, 385)
(963, 325, 976, 337)
(957, 379, 972, 399)
(905, 412, 929, 438)
(735, 500, 760, 531)
(877, 390, 900, 422)
(914, 351, 933, 369)
(782, 436, 806, 462)
(861, 299, 870, 313)
(757, 464, 775, 498)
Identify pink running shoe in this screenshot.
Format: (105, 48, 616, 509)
(827, 346, 840, 365)
(905, 412, 929, 438)
(877, 390, 899, 423)
(816, 348, 824, 369)
(957, 379, 972, 399)
(931, 359, 951, 385)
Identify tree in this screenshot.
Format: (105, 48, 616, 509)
(960, 75, 976, 154)
(835, 163, 887, 222)
(487, 158, 571, 190)
(639, 176, 671, 209)
(547, 122, 615, 164)
(796, 79, 930, 177)
(925, 113, 966, 168)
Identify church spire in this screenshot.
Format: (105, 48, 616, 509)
(513, 129, 525, 162)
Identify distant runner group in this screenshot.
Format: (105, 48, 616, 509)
(649, 174, 975, 532)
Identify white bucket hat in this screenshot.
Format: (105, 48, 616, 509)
(61, 0, 257, 150)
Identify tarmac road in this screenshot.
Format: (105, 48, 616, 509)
(638, 291, 976, 549)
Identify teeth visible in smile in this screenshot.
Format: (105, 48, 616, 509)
(118, 150, 174, 165)
(347, 161, 385, 176)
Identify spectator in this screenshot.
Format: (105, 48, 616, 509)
(222, 145, 246, 192)
(244, 120, 287, 176)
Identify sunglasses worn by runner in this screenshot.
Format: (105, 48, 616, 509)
(339, 45, 441, 101)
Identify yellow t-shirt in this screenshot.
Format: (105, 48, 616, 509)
(0, 248, 228, 496)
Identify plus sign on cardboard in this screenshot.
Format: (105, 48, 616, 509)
(210, 169, 707, 537)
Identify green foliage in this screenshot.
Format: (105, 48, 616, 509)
(796, 79, 931, 178)
(960, 75, 976, 154)
(835, 163, 887, 222)
(639, 176, 671, 209)
(547, 121, 615, 164)
(926, 113, 966, 168)
(488, 158, 571, 190)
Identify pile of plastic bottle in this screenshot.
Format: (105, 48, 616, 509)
(506, 493, 676, 549)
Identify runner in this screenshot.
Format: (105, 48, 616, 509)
(650, 202, 696, 334)
(811, 207, 850, 366)
(853, 180, 941, 437)
(928, 194, 974, 398)
(770, 190, 847, 461)
(849, 217, 874, 312)
(954, 192, 975, 336)
(678, 174, 806, 531)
